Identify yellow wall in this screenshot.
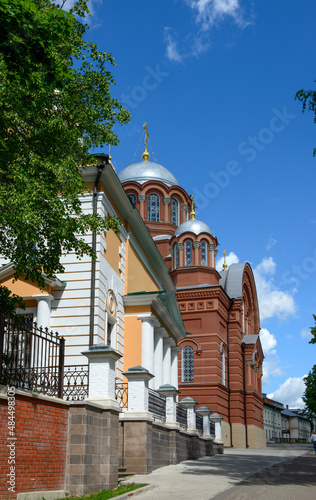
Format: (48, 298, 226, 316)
(104, 229, 121, 276)
(1, 274, 51, 297)
(123, 315, 142, 376)
(125, 239, 159, 294)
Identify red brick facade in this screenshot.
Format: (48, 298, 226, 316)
(121, 161, 265, 448)
(0, 390, 68, 499)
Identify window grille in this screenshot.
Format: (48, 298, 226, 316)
(148, 193, 160, 221)
(182, 345, 194, 382)
(201, 241, 207, 266)
(174, 245, 179, 268)
(127, 193, 136, 207)
(171, 198, 179, 225)
(185, 240, 193, 266)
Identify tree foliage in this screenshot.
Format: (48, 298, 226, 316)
(302, 365, 316, 421)
(0, 0, 130, 289)
(295, 83, 316, 156)
(308, 314, 316, 344)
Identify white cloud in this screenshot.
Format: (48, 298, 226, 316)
(164, 28, 209, 62)
(260, 328, 284, 386)
(164, 29, 183, 63)
(266, 237, 277, 251)
(186, 0, 247, 30)
(301, 328, 312, 341)
(254, 257, 297, 321)
(216, 250, 239, 271)
(268, 376, 306, 408)
(260, 328, 277, 354)
(165, 0, 250, 62)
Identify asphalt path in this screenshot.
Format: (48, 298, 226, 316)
(126, 445, 315, 500)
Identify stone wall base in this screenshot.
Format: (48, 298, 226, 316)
(119, 417, 214, 475)
(66, 401, 120, 497)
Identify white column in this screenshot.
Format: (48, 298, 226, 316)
(34, 295, 53, 330)
(171, 345, 179, 390)
(153, 327, 164, 390)
(140, 316, 155, 388)
(162, 335, 172, 386)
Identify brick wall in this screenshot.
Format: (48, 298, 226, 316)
(0, 387, 69, 500)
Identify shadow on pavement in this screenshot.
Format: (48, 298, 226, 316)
(179, 451, 315, 486)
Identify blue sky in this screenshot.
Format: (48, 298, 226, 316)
(71, 0, 316, 407)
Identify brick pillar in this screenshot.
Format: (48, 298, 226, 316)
(196, 406, 214, 456)
(120, 366, 155, 475)
(66, 401, 120, 496)
(196, 406, 211, 437)
(158, 384, 179, 425)
(210, 413, 224, 454)
(66, 344, 121, 495)
(81, 344, 121, 407)
(123, 365, 154, 414)
(180, 397, 198, 431)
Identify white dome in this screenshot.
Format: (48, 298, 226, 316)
(175, 219, 212, 237)
(118, 161, 179, 187)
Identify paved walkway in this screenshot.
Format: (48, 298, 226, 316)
(126, 446, 315, 500)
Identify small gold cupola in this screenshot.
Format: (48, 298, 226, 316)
(142, 122, 150, 162)
(189, 194, 196, 220)
(222, 250, 228, 271)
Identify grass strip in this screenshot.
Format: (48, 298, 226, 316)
(61, 483, 148, 500)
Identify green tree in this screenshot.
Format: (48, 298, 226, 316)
(0, 0, 130, 291)
(295, 83, 316, 156)
(302, 365, 316, 423)
(309, 314, 316, 344)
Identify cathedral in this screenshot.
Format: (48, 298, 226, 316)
(118, 125, 265, 448)
(0, 124, 265, 450)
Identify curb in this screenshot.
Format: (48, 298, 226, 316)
(110, 484, 156, 499)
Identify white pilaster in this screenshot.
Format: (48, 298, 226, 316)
(162, 335, 172, 386)
(140, 316, 155, 388)
(171, 345, 179, 390)
(153, 327, 164, 390)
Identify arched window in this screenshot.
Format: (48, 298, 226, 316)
(185, 240, 192, 266)
(174, 244, 179, 269)
(182, 345, 194, 382)
(148, 193, 160, 221)
(171, 197, 179, 226)
(200, 240, 207, 266)
(127, 193, 136, 207)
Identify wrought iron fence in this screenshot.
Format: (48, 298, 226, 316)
(148, 388, 166, 422)
(0, 312, 64, 398)
(176, 403, 187, 428)
(115, 381, 128, 408)
(196, 414, 203, 433)
(63, 365, 89, 401)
